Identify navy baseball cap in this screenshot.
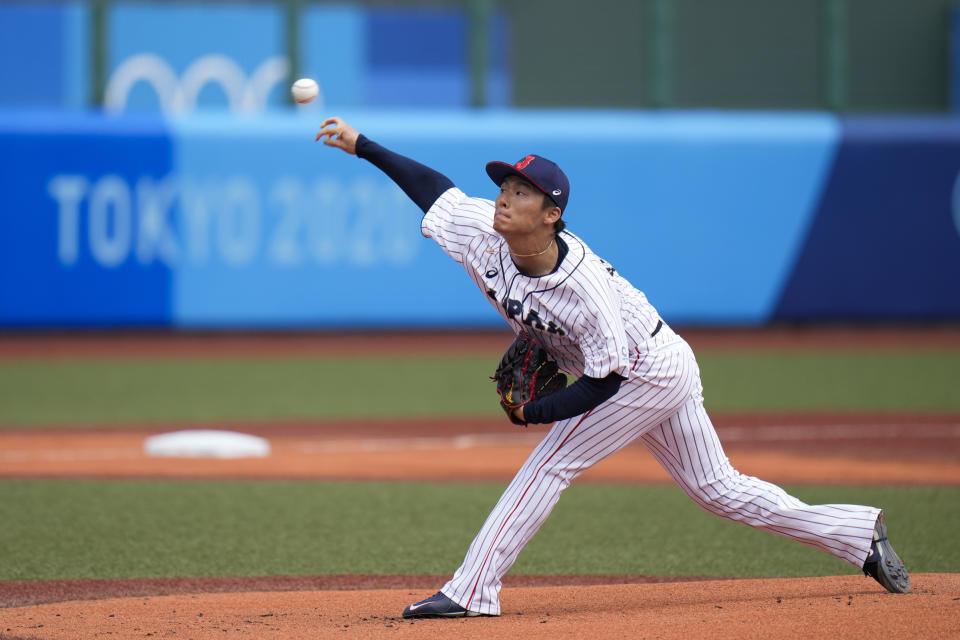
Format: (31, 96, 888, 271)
(485, 154, 569, 211)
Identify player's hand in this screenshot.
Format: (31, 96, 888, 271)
(316, 117, 359, 155)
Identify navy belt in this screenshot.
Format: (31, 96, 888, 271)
(651, 319, 663, 337)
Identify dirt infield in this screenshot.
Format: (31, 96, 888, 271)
(2, 328, 958, 639)
(0, 413, 956, 484)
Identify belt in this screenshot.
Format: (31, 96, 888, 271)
(651, 319, 663, 338)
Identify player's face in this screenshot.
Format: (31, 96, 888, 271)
(493, 176, 555, 236)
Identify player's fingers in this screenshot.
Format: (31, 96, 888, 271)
(321, 133, 347, 150)
(315, 117, 343, 142)
(315, 126, 340, 143)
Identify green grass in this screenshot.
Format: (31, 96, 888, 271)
(696, 350, 960, 412)
(1, 479, 955, 582)
(0, 357, 499, 425)
(0, 350, 957, 426)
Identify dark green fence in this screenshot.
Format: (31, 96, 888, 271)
(506, 0, 955, 111)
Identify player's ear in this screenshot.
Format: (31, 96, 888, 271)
(543, 205, 562, 226)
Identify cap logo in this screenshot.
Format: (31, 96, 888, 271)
(552, 189, 562, 196)
(515, 155, 535, 170)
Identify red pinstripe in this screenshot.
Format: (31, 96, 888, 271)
(464, 410, 592, 609)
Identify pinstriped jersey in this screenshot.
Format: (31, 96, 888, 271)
(422, 187, 664, 379)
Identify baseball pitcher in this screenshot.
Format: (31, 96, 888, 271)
(316, 117, 911, 618)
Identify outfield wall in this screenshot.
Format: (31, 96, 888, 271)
(1, 110, 958, 328)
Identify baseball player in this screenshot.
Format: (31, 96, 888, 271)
(316, 117, 912, 618)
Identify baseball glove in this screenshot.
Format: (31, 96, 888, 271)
(493, 331, 567, 425)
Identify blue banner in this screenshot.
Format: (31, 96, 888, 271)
(0, 112, 174, 326)
(775, 117, 960, 320)
(0, 2, 88, 109)
(2, 109, 959, 328)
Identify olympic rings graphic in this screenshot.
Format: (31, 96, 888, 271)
(104, 53, 319, 114)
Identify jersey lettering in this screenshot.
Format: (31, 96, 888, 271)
(598, 258, 616, 276)
(502, 298, 567, 335)
(523, 309, 545, 331)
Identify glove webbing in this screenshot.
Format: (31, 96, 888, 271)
(497, 344, 544, 409)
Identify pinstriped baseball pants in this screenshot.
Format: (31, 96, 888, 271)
(441, 331, 880, 616)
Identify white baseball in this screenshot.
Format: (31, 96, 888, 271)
(291, 78, 319, 104)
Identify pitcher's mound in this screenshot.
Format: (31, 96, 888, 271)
(1, 574, 956, 639)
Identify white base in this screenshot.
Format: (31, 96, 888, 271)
(143, 429, 270, 459)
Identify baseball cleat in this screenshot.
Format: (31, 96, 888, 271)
(401, 591, 483, 619)
(862, 512, 911, 593)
